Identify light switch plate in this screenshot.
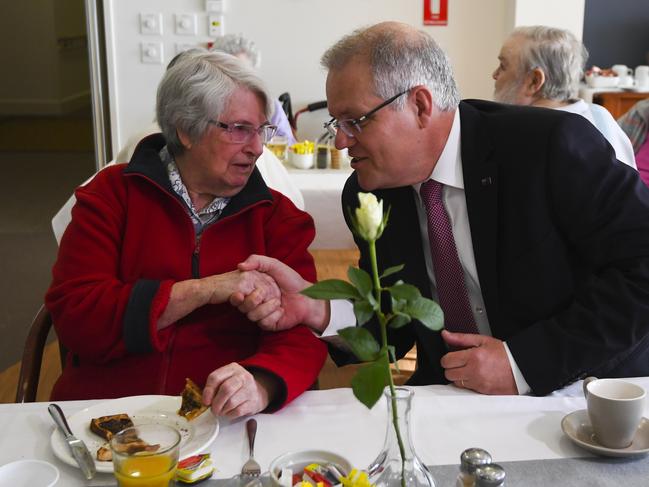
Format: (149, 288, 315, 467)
(206, 0, 226, 12)
(208, 15, 225, 37)
(139, 12, 163, 35)
(175, 13, 197, 35)
(141, 42, 164, 64)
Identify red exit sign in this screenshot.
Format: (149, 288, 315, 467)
(424, 0, 448, 26)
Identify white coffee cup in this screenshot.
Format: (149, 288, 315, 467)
(612, 65, 634, 87)
(612, 64, 632, 78)
(636, 65, 649, 88)
(583, 377, 646, 449)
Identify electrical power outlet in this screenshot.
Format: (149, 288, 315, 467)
(175, 13, 197, 35)
(139, 12, 163, 35)
(141, 42, 164, 64)
(208, 15, 225, 37)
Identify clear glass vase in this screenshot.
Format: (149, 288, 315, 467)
(367, 387, 436, 487)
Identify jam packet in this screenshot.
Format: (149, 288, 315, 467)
(176, 453, 215, 484)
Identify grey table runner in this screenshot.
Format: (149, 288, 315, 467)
(196, 455, 649, 486)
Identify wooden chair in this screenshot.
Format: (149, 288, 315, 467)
(15, 305, 65, 403)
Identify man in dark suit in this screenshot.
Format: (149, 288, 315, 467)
(232, 21, 649, 396)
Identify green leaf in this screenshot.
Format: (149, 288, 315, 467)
(380, 264, 404, 279)
(388, 312, 411, 329)
(353, 299, 374, 326)
(389, 283, 421, 301)
(339, 326, 380, 361)
(367, 292, 378, 309)
(347, 267, 373, 299)
(350, 354, 390, 408)
(391, 296, 406, 313)
(300, 279, 360, 300)
(405, 297, 444, 330)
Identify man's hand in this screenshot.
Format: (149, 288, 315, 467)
(440, 330, 517, 395)
(230, 255, 329, 333)
(202, 363, 275, 418)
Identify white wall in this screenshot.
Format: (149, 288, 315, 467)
(513, 0, 586, 39)
(0, 0, 89, 115)
(103, 0, 584, 155)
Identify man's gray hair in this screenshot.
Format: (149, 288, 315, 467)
(512, 25, 587, 101)
(210, 34, 260, 68)
(321, 24, 460, 111)
(156, 50, 270, 156)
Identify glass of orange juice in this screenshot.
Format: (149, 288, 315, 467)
(110, 424, 181, 487)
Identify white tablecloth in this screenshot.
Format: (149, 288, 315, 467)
(287, 169, 355, 249)
(3, 378, 649, 485)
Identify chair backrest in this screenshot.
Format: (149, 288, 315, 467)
(15, 305, 64, 403)
(278, 92, 294, 129)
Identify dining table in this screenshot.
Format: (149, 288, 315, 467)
(2, 378, 649, 486)
(287, 168, 355, 250)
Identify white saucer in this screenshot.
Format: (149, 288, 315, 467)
(0, 460, 60, 487)
(561, 409, 649, 457)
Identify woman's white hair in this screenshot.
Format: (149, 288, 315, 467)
(156, 50, 270, 156)
(321, 23, 460, 112)
(512, 25, 588, 102)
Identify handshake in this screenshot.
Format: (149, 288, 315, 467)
(226, 254, 328, 334)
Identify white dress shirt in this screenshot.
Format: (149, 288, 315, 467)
(321, 109, 531, 394)
(557, 99, 636, 170)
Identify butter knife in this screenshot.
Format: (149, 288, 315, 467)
(48, 403, 96, 480)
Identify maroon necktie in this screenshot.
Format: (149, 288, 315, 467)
(420, 180, 479, 334)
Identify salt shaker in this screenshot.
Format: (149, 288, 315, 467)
(474, 463, 506, 487)
(456, 448, 492, 487)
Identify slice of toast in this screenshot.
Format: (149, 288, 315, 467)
(178, 378, 208, 421)
(97, 445, 112, 462)
(96, 439, 160, 462)
(89, 413, 134, 441)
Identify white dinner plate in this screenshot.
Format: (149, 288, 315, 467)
(561, 409, 649, 458)
(50, 395, 218, 473)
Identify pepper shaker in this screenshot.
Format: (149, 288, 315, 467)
(456, 448, 492, 487)
(474, 463, 506, 487)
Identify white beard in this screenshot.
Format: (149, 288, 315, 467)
(493, 79, 525, 105)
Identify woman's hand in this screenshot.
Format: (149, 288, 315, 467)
(157, 269, 280, 330)
(202, 363, 278, 418)
(202, 270, 280, 305)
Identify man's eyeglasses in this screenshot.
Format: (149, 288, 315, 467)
(324, 89, 409, 138)
(209, 120, 278, 144)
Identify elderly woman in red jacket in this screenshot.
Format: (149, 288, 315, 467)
(46, 50, 327, 418)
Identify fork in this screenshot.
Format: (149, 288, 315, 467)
(241, 418, 261, 477)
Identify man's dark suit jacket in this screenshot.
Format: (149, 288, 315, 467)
(336, 99, 649, 396)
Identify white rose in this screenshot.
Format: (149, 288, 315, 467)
(356, 192, 384, 241)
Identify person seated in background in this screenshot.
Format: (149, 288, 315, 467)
(46, 50, 327, 417)
(493, 25, 637, 169)
(619, 98, 649, 187)
(210, 33, 296, 145)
